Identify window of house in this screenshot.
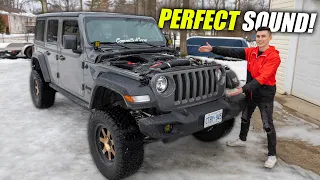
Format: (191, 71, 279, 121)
(35, 20, 45, 42)
(46, 20, 59, 43)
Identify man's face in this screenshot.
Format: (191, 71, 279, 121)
(256, 30, 272, 48)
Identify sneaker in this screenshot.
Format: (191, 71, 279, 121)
(226, 138, 246, 147)
(264, 156, 277, 168)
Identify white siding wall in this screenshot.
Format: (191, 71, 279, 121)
(269, 0, 296, 94)
(7, 14, 31, 34)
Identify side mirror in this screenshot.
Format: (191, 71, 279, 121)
(63, 35, 82, 54)
(163, 34, 172, 46)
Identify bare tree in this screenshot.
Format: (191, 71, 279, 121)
(179, 0, 189, 56)
(213, 0, 221, 9)
(80, 0, 83, 11)
(0, 0, 15, 7)
(85, 0, 113, 12)
(135, 0, 156, 19)
(114, 0, 127, 12)
(65, 0, 70, 11)
(256, 0, 269, 11)
(39, 0, 48, 13)
(136, 0, 144, 15)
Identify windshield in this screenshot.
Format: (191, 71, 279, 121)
(85, 17, 166, 46)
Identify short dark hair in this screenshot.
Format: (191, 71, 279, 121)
(257, 27, 271, 35)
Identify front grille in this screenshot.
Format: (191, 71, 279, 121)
(173, 68, 217, 105)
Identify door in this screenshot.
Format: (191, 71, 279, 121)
(44, 18, 60, 84)
(292, 0, 320, 106)
(58, 18, 84, 97)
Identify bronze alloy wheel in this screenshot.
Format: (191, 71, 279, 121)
(34, 79, 40, 97)
(97, 125, 116, 161)
(88, 108, 144, 180)
(30, 70, 56, 109)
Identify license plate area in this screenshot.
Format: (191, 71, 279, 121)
(204, 109, 223, 128)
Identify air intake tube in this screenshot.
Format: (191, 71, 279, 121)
(159, 60, 191, 70)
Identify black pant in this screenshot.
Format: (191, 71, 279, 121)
(239, 99, 277, 156)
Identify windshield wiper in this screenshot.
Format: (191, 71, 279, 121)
(123, 41, 158, 47)
(91, 42, 131, 49)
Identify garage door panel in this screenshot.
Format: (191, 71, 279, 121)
(293, 77, 320, 105)
(292, 0, 320, 106)
(310, 45, 320, 58)
(294, 55, 307, 71)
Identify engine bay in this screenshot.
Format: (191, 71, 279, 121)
(106, 53, 217, 75)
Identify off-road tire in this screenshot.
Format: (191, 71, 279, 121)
(88, 106, 144, 180)
(30, 70, 56, 108)
(25, 47, 32, 59)
(193, 118, 235, 142)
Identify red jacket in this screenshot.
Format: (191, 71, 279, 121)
(211, 45, 281, 102)
(244, 46, 281, 86)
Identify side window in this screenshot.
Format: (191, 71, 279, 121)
(62, 20, 80, 48)
(35, 20, 45, 42)
(47, 20, 59, 43)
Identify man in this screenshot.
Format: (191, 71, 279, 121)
(198, 27, 281, 168)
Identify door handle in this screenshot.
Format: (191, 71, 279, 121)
(45, 51, 51, 55)
(59, 55, 66, 61)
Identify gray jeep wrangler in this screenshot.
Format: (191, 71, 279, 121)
(30, 12, 245, 180)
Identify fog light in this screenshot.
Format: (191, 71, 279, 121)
(164, 124, 173, 133)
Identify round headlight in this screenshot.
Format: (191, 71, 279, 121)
(215, 69, 222, 81)
(156, 76, 168, 93)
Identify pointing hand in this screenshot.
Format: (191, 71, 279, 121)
(198, 42, 213, 52)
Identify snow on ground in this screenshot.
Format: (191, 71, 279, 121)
(0, 43, 10, 49)
(273, 104, 320, 146)
(0, 59, 319, 180)
(0, 33, 34, 38)
(0, 10, 35, 17)
(0, 34, 34, 46)
(0, 10, 9, 14)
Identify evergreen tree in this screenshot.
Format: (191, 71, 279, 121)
(6, 26, 10, 35)
(0, 16, 5, 34)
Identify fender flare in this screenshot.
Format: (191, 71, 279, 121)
(21, 43, 33, 55)
(31, 51, 51, 82)
(89, 72, 157, 110)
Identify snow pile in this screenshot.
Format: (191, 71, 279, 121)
(0, 43, 10, 49)
(1, 33, 34, 38)
(0, 10, 35, 17)
(277, 126, 320, 146)
(11, 12, 36, 17)
(273, 105, 320, 146)
(0, 10, 9, 14)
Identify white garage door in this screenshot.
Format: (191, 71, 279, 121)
(292, 0, 320, 106)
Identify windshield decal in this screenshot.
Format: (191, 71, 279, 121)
(116, 37, 148, 43)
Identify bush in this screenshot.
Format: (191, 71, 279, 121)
(5, 26, 10, 35)
(0, 16, 5, 33)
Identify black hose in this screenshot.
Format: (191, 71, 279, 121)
(159, 60, 191, 70)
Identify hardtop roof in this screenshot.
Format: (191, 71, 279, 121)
(36, 12, 155, 20)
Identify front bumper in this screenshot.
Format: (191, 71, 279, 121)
(138, 94, 245, 140)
